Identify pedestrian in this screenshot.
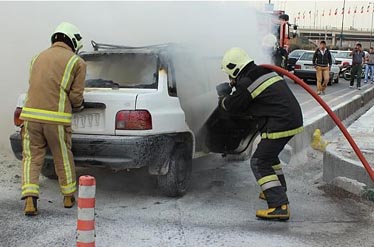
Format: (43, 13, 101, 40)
(20, 22, 86, 216)
(216, 47, 303, 221)
(364, 47, 374, 84)
(312, 41, 332, 95)
(349, 43, 365, 90)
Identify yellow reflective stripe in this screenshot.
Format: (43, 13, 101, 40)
(272, 164, 282, 170)
(58, 55, 79, 113)
(22, 121, 31, 184)
(58, 125, 73, 185)
(21, 107, 72, 123)
(61, 182, 77, 195)
(22, 107, 72, 117)
(261, 126, 304, 139)
(22, 190, 39, 196)
(29, 54, 39, 75)
(251, 76, 283, 99)
(22, 184, 40, 190)
(258, 175, 279, 186)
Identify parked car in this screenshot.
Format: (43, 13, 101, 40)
(287, 49, 307, 71)
(9, 41, 258, 197)
(294, 51, 340, 85)
(334, 51, 352, 68)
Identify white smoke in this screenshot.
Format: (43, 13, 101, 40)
(0, 1, 272, 151)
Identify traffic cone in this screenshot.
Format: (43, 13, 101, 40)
(311, 129, 329, 151)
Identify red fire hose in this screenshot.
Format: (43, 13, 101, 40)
(260, 64, 374, 182)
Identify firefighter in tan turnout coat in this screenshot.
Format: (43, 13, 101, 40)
(20, 22, 86, 216)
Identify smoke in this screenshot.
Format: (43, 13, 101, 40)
(0, 1, 271, 151)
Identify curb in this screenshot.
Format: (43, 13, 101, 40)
(331, 176, 374, 202)
(288, 86, 374, 154)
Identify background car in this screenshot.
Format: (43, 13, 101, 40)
(294, 51, 340, 85)
(334, 51, 352, 68)
(287, 49, 307, 71)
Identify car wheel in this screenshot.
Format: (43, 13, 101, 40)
(334, 76, 339, 84)
(157, 145, 192, 197)
(328, 76, 333, 86)
(41, 161, 58, 179)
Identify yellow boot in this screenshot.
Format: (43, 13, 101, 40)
(256, 204, 290, 221)
(63, 195, 75, 208)
(259, 191, 266, 200)
(24, 196, 38, 216)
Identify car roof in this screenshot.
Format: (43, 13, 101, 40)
(80, 41, 177, 59)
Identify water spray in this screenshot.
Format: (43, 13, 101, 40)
(260, 64, 374, 182)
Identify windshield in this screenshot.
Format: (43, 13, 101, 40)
(335, 52, 351, 59)
(82, 53, 159, 89)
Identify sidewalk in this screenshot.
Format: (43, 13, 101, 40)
(323, 103, 374, 197)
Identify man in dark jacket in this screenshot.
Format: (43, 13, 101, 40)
(216, 47, 303, 220)
(312, 41, 332, 95)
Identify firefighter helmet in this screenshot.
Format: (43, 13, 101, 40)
(51, 22, 83, 52)
(262, 34, 278, 49)
(221, 47, 253, 78)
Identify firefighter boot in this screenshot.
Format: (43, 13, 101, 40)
(259, 191, 266, 200)
(63, 195, 75, 208)
(24, 196, 38, 216)
(256, 204, 290, 221)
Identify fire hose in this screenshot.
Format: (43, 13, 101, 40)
(260, 64, 374, 182)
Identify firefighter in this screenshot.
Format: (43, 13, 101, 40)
(262, 33, 288, 69)
(216, 47, 303, 220)
(20, 22, 86, 216)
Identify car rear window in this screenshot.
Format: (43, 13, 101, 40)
(82, 53, 158, 89)
(289, 50, 305, 58)
(335, 52, 351, 59)
(300, 52, 314, 61)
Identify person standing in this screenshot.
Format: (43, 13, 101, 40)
(217, 47, 303, 220)
(20, 22, 86, 216)
(349, 43, 365, 90)
(312, 41, 332, 95)
(364, 47, 374, 84)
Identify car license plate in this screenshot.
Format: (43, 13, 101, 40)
(72, 109, 105, 131)
(305, 65, 315, 70)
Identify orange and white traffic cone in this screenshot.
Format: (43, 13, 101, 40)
(77, 175, 96, 247)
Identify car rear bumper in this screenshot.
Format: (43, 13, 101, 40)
(294, 70, 335, 81)
(9, 132, 191, 174)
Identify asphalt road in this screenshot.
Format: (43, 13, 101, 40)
(1, 77, 374, 247)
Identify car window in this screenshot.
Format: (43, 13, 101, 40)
(300, 52, 314, 61)
(289, 50, 304, 58)
(83, 53, 159, 89)
(335, 52, 351, 59)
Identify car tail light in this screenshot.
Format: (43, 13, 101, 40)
(295, 64, 301, 70)
(14, 107, 23, 127)
(115, 110, 152, 130)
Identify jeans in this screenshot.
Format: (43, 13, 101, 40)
(316, 66, 329, 92)
(350, 64, 362, 88)
(364, 64, 374, 82)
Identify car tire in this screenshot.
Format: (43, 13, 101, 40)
(328, 76, 333, 86)
(157, 145, 192, 197)
(41, 161, 58, 179)
(334, 76, 339, 84)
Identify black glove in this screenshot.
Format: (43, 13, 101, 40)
(72, 100, 85, 113)
(216, 82, 232, 97)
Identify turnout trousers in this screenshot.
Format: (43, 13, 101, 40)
(250, 136, 292, 208)
(21, 121, 76, 199)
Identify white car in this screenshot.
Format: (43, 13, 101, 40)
(294, 51, 340, 85)
(334, 51, 352, 67)
(10, 42, 257, 197)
